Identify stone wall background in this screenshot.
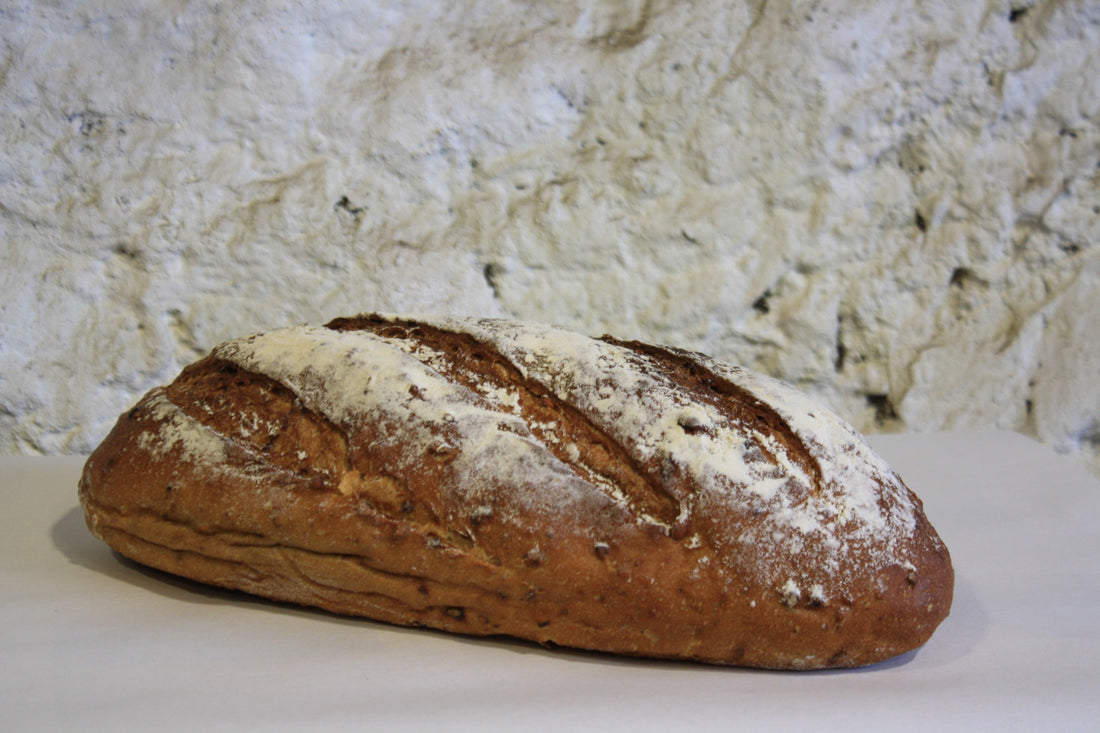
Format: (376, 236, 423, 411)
(2, 0, 1098, 476)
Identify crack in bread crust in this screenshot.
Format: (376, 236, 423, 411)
(326, 315, 683, 528)
(166, 356, 353, 491)
(599, 336, 826, 495)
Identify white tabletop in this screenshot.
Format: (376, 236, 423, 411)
(3, 431, 1098, 731)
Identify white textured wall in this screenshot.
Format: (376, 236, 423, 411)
(2, 1, 1098, 476)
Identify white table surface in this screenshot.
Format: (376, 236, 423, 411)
(3, 431, 1098, 732)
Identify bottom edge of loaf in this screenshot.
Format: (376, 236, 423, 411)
(82, 501, 935, 672)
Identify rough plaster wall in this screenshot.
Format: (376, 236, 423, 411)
(1, 1, 1098, 476)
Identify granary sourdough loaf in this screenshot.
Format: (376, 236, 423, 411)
(79, 314, 952, 669)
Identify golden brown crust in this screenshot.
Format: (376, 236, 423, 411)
(79, 314, 952, 669)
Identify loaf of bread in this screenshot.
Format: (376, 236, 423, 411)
(79, 314, 952, 669)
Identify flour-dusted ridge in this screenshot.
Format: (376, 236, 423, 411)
(689, 350, 919, 534)
(138, 388, 230, 467)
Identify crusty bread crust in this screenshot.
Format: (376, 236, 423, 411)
(79, 314, 952, 669)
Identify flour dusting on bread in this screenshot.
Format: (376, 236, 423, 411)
(205, 317, 925, 592)
(79, 314, 953, 669)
